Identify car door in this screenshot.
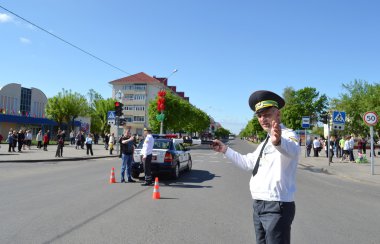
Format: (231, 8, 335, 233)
(178, 143, 189, 169)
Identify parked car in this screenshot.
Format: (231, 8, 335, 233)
(191, 136, 202, 145)
(132, 138, 192, 179)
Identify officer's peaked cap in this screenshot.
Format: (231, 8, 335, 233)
(249, 90, 285, 113)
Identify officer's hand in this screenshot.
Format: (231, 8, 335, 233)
(270, 119, 281, 146)
(212, 140, 227, 153)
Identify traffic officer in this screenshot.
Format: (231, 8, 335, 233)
(140, 128, 154, 186)
(212, 90, 300, 244)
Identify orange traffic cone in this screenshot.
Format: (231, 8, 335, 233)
(152, 177, 160, 200)
(109, 167, 116, 183)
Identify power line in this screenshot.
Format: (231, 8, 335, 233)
(0, 4, 131, 75)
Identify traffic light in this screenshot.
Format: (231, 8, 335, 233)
(115, 101, 123, 116)
(320, 114, 328, 124)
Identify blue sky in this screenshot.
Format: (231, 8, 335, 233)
(1, 0, 379, 134)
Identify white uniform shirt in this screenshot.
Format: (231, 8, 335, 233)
(140, 134, 154, 157)
(225, 124, 300, 202)
(349, 138, 355, 150)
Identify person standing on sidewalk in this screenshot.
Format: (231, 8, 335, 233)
(349, 135, 355, 162)
(313, 137, 320, 157)
(55, 130, 64, 157)
(109, 133, 115, 155)
(7, 131, 15, 152)
(43, 132, 49, 151)
(140, 128, 154, 186)
(36, 130, 43, 149)
(212, 90, 300, 244)
(120, 131, 136, 183)
(85, 133, 94, 156)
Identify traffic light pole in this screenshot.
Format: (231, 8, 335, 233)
(116, 116, 119, 155)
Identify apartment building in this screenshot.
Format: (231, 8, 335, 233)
(109, 72, 189, 136)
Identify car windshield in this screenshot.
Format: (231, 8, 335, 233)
(137, 140, 171, 149)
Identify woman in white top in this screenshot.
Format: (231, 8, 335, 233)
(108, 133, 115, 155)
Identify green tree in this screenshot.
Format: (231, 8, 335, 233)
(148, 90, 209, 134)
(330, 80, 380, 136)
(281, 87, 329, 129)
(46, 89, 88, 129)
(239, 115, 266, 140)
(214, 127, 230, 139)
(88, 89, 116, 134)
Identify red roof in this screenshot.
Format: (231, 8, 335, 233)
(109, 72, 161, 84)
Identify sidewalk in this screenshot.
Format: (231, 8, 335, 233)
(299, 146, 380, 185)
(0, 143, 118, 163)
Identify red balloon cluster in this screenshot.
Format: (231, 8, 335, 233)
(157, 90, 166, 112)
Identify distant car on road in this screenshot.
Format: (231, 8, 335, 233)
(132, 138, 192, 179)
(191, 136, 202, 145)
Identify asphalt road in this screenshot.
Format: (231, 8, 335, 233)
(0, 140, 379, 243)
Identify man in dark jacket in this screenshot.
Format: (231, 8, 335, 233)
(120, 131, 136, 183)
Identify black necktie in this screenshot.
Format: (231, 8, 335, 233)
(252, 136, 270, 177)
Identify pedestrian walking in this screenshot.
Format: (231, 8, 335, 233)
(85, 133, 94, 156)
(212, 90, 300, 244)
(140, 128, 154, 186)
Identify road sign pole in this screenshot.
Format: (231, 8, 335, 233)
(363, 111, 378, 175)
(370, 126, 375, 175)
(327, 120, 331, 165)
(305, 128, 307, 158)
(116, 116, 119, 155)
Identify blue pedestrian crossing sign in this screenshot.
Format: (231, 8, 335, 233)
(107, 111, 116, 120)
(332, 111, 346, 124)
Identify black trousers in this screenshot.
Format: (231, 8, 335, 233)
(55, 144, 63, 157)
(253, 200, 295, 244)
(86, 144, 93, 155)
(142, 154, 152, 182)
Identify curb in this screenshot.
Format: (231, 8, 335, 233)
(0, 155, 118, 163)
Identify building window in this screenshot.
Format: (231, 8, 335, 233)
(126, 116, 133, 122)
(133, 116, 145, 122)
(134, 95, 146, 101)
(134, 84, 146, 91)
(135, 106, 145, 111)
(20, 87, 31, 114)
(125, 106, 134, 111)
(122, 84, 146, 91)
(125, 94, 134, 101)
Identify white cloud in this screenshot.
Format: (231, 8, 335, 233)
(0, 13, 13, 23)
(20, 37, 31, 44)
